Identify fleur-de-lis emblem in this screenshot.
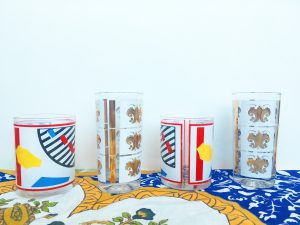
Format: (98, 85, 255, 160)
(247, 131, 270, 149)
(96, 134, 101, 149)
(126, 132, 142, 150)
(127, 105, 142, 124)
(248, 106, 271, 122)
(125, 158, 141, 177)
(247, 157, 269, 174)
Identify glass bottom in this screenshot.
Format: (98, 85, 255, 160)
(16, 183, 74, 197)
(231, 175, 275, 188)
(99, 179, 140, 194)
(161, 179, 211, 190)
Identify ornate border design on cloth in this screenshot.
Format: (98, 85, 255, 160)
(0, 170, 264, 225)
(72, 177, 263, 225)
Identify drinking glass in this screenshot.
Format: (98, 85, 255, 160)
(232, 92, 281, 188)
(14, 114, 76, 196)
(95, 92, 143, 194)
(160, 116, 214, 190)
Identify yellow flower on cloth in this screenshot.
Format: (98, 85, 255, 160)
(197, 143, 213, 161)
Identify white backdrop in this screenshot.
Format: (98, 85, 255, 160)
(0, 0, 299, 170)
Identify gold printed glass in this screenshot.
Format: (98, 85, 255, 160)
(95, 92, 143, 194)
(231, 92, 281, 188)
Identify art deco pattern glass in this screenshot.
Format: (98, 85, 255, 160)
(14, 115, 76, 196)
(160, 116, 214, 190)
(232, 92, 281, 188)
(95, 92, 143, 194)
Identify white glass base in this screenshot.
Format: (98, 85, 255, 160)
(231, 175, 275, 188)
(99, 179, 140, 194)
(16, 183, 74, 197)
(161, 178, 211, 190)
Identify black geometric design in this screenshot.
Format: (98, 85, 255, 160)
(37, 125, 75, 168)
(160, 125, 176, 168)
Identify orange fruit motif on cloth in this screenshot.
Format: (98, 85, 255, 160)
(0, 203, 35, 225)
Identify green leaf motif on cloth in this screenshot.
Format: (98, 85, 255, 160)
(122, 212, 131, 219)
(130, 221, 143, 225)
(0, 198, 13, 206)
(80, 208, 168, 225)
(27, 199, 58, 214)
(112, 217, 124, 222)
(158, 219, 168, 225)
(148, 222, 158, 225)
(33, 200, 40, 207)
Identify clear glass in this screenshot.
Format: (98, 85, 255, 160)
(14, 114, 76, 197)
(95, 92, 143, 194)
(160, 116, 214, 190)
(231, 92, 281, 188)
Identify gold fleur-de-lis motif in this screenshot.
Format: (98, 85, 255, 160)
(96, 109, 100, 122)
(96, 134, 101, 149)
(247, 157, 269, 174)
(247, 131, 270, 149)
(125, 158, 141, 177)
(127, 105, 142, 124)
(126, 132, 142, 150)
(248, 106, 271, 122)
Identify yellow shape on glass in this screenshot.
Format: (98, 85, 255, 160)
(197, 143, 213, 161)
(16, 146, 42, 169)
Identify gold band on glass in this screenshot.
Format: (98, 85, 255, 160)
(233, 100, 239, 174)
(109, 100, 116, 183)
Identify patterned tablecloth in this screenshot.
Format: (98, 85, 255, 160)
(0, 169, 299, 225)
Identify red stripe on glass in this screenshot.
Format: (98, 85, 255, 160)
(14, 127, 22, 186)
(14, 121, 75, 128)
(60, 135, 68, 144)
(196, 127, 204, 181)
(161, 132, 173, 154)
(68, 143, 74, 153)
(16, 180, 73, 192)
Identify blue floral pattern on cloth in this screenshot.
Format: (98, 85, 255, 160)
(0, 172, 15, 182)
(140, 170, 300, 225)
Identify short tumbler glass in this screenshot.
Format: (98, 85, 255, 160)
(95, 92, 143, 194)
(14, 114, 76, 197)
(232, 92, 281, 188)
(160, 116, 214, 190)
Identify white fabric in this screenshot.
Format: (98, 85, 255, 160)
(1, 185, 229, 225)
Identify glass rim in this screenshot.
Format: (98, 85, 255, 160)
(232, 92, 281, 96)
(95, 91, 143, 95)
(161, 115, 214, 123)
(161, 115, 214, 119)
(14, 114, 76, 126)
(14, 114, 75, 120)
